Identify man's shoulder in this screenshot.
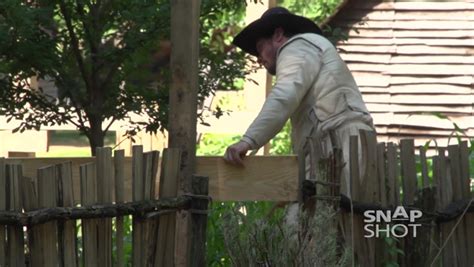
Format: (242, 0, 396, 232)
(280, 33, 333, 54)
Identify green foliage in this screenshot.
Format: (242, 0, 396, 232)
(0, 0, 250, 153)
(278, 0, 347, 44)
(197, 133, 241, 156)
(278, 0, 342, 22)
(207, 201, 282, 266)
(219, 202, 350, 266)
(270, 121, 293, 155)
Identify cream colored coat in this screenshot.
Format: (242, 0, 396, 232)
(241, 33, 373, 153)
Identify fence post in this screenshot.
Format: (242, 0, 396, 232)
(155, 148, 181, 267)
(56, 162, 78, 267)
(114, 150, 125, 267)
(6, 164, 25, 266)
(189, 175, 209, 267)
(0, 158, 5, 267)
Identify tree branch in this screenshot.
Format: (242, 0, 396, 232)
(0, 196, 192, 226)
(58, 0, 91, 93)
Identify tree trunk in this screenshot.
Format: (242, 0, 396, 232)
(87, 116, 104, 156)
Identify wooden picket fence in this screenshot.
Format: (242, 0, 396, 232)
(0, 135, 472, 266)
(306, 131, 474, 267)
(0, 146, 209, 267)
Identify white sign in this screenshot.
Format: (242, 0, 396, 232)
(363, 206, 422, 238)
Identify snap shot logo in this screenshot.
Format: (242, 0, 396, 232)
(363, 206, 422, 238)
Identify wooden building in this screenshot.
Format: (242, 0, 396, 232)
(327, 0, 473, 147)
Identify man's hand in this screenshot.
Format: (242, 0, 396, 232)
(223, 141, 251, 167)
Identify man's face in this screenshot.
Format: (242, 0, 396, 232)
(256, 37, 278, 75)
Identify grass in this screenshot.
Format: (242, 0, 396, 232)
(36, 146, 92, 157)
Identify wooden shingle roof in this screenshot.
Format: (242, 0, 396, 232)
(327, 0, 474, 147)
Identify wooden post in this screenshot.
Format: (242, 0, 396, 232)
(400, 139, 417, 205)
(155, 148, 181, 267)
(0, 158, 5, 267)
(37, 165, 59, 266)
(169, 0, 200, 193)
(132, 146, 146, 267)
(169, 1, 201, 266)
(6, 164, 25, 267)
(56, 162, 78, 267)
(80, 163, 98, 267)
(114, 150, 125, 267)
(189, 175, 209, 267)
(96, 147, 113, 267)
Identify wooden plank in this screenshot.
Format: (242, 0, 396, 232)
(336, 19, 473, 30)
(458, 142, 471, 198)
(432, 156, 442, 210)
(337, 9, 395, 21)
(396, 45, 474, 55)
(345, 37, 474, 47)
(347, 63, 388, 73)
(197, 156, 299, 201)
(155, 148, 180, 267)
(80, 163, 98, 267)
(391, 55, 474, 64)
(393, 2, 474, 11)
(338, 44, 397, 53)
(394, 11, 474, 21)
(360, 131, 377, 266)
(6, 164, 25, 267)
(387, 64, 474, 76)
(95, 147, 113, 267)
(371, 114, 472, 129)
(0, 158, 5, 267)
(352, 72, 390, 87)
(361, 93, 391, 104)
(366, 103, 472, 114)
(344, 28, 394, 38)
(438, 148, 457, 266)
(19, 176, 41, 265)
(389, 76, 473, 86)
(447, 145, 469, 267)
(56, 162, 77, 267)
(143, 151, 160, 265)
(132, 145, 145, 267)
(360, 130, 379, 203)
(114, 150, 125, 267)
(37, 165, 59, 266)
(376, 143, 387, 206)
(189, 175, 209, 267)
(358, 2, 474, 11)
(340, 53, 391, 64)
(394, 29, 474, 38)
(400, 139, 417, 205)
(418, 146, 429, 188)
(388, 84, 472, 95)
(389, 95, 473, 105)
(350, 63, 474, 76)
(448, 145, 463, 200)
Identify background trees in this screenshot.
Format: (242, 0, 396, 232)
(0, 0, 248, 155)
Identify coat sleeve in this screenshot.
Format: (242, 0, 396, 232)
(241, 38, 323, 149)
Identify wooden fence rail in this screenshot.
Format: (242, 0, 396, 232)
(0, 146, 209, 267)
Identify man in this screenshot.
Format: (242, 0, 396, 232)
(223, 7, 375, 197)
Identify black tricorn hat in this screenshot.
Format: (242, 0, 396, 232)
(232, 7, 323, 56)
